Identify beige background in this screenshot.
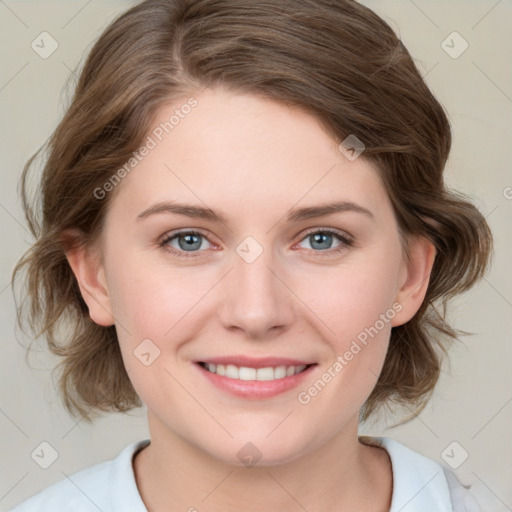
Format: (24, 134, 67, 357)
(0, 1, 511, 510)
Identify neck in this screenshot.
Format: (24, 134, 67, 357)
(133, 412, 392, 512)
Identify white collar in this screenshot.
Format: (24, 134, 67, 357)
(110, 436, 454, 511)
(359, 435, 454, 511)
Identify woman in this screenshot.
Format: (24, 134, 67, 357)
(9, 0, 492, 510)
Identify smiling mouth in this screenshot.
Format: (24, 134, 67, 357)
(197, 362, 313, 381)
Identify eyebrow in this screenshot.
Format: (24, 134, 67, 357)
(137, 200, 374, 223)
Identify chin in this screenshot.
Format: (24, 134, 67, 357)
(204, 429, 316, 468)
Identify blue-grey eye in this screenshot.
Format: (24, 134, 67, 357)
(178, 233, 202, 251)
(297, 230, 350, 252)
(310, 232, 334, 250)
(163, 231, 212, 253)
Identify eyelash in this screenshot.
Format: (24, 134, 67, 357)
(158, 228, 354, 258)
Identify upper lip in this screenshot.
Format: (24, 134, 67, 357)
(196, 356, 315, 369)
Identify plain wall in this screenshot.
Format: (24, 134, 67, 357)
(0, 1, 510, 510)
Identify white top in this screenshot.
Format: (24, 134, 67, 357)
(8, 436, 485, 512)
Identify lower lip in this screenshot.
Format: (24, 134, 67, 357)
(195, 363, 316, 399)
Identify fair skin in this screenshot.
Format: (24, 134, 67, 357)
(66, 87, 435, 512)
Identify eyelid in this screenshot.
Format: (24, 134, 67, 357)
(159, 227, 212, 244)
(297, 226, 353, 244)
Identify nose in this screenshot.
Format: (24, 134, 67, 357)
(217, 243, 296, 340)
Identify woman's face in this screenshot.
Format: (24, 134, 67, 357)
(78, 87, 430, 465)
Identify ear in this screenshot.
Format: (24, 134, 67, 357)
(63, 229, 115, 327)
(391, 235, 436, 327)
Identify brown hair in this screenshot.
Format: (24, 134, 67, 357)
(13, 0, 493, 424)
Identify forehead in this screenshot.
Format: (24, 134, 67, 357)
(108, 88, 391, 223)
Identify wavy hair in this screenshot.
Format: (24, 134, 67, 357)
(13, 0, 493, 424)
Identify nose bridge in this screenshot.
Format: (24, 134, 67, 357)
(218, 235, 295, 338)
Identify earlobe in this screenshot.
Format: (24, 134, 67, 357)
(391, 236, 436, 327)
(63, 230, 115, 327)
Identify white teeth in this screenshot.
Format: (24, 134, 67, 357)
(274, 365, 287, 379)
(256, 367, 275, 381)
(238, 367, 256, 380)
(202, 363, 308, 381)
(225, 364, 239, 379)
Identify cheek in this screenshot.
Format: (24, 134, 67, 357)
(294, 278, 396, 423)
(296, 251, 400, 394)
(106, 261, 204, 408)
(106, 257, 214, 339)
(305, 257, 400, 346)
(105, 259, 223, 394)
